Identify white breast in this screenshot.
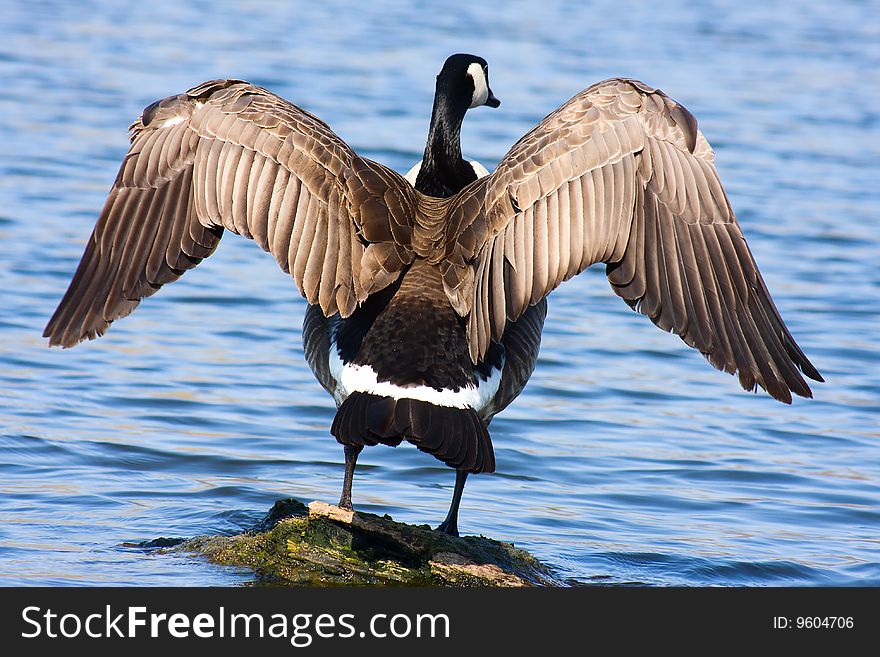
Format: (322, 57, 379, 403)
(404, 160, 490, 186)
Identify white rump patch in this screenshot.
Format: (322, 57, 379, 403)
(467, 62, 489, 108)
(329, 347, 501, 412)
(403, 159, 490, 187)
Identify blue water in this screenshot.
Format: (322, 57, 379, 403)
(1, 0, 878, 586)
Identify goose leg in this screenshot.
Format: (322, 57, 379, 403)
(436, 469, 468, 537)
(338, 445, 363, 510)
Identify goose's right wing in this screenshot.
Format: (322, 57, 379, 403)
(442, 78, 822, 403)
(45, 79, 417, 348)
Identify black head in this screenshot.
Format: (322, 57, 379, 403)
(436, 53, 500, 111)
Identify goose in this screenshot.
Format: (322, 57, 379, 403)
(44, 53, 823, 537)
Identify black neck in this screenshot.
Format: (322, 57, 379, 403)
(415, 85, 477, 198)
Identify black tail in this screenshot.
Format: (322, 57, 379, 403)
(331, 392, 495, 473)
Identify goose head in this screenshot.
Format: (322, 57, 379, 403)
(438, 53, 500, 111)
(414, 54, 500, 198)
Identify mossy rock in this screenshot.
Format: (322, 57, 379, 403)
(179, 499, 562, 587)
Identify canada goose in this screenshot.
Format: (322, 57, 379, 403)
(44, 54, 822, 537)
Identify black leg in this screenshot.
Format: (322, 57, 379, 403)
(436, 469, 468, 537)
(338, 444, 363, 510)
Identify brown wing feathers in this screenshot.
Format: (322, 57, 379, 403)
(45, 74, 820, 406)
(44, 79, 416, 348)
(448, 78, 821, 403)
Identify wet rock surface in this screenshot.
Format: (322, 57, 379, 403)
(180, 499, 562, 587)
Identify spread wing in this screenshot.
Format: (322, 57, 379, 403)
(44, 79, 417, 347)
(442, 78, 822, 403)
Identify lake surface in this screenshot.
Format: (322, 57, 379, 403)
(1, 0, 878, 586)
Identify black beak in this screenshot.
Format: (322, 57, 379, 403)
(485, 89, 500, 108)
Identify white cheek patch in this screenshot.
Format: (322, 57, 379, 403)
(467, 62, 489, 108)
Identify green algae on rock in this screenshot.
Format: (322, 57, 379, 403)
(181, 499, 561, 587)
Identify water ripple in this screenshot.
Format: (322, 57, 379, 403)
(1, 0, 878, 587)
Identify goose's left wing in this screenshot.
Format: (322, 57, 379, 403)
(441, 78, 822, 403)
(44, 79, 416, 348)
